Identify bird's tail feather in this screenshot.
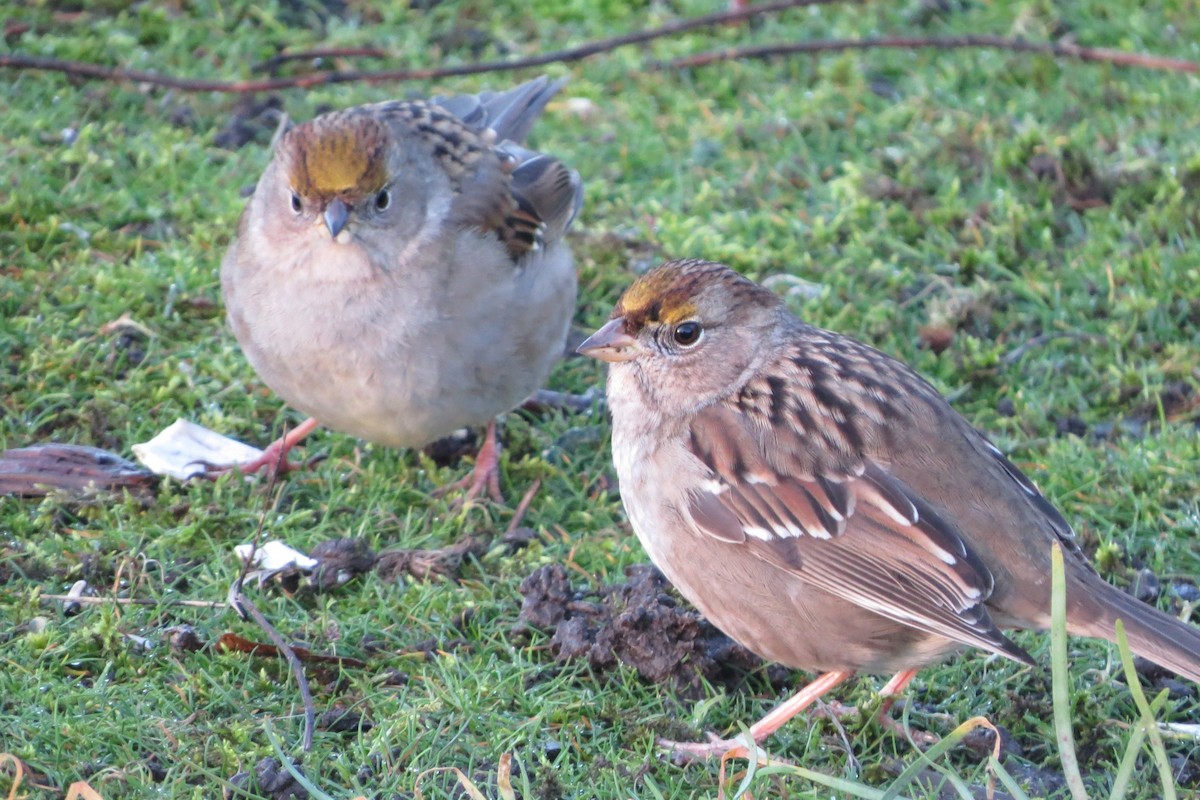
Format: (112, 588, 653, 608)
(433, 76, 565, 145)
(1070, 576, 1200, 682)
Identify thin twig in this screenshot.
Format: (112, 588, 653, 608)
(39, 594, 227, 608)
(229, 589, 317, 752)
(253, 46, 391, 74)
(0, 0, 845, 93)
(663, 34, 1199, 73)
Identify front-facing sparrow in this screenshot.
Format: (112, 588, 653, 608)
(220, 76, 582, 501)
(580, 258, 1200, 759)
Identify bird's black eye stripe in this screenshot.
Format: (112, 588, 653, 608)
(375, 189, 391, 211)
(672, 321, 702, 347)
(290, 193, 303, 213)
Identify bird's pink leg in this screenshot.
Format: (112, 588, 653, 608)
(659, 670, 857, 761)
(434, 420, 504, 504)
(204, 417, 320, 478)
(660, 667, 933, 762)
(871, 668, 937, 744)
(878, 668, 919, 710)
(810, 667, 935, 744)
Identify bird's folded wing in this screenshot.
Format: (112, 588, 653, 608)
(684, 405, 1032, 663)
(427, 77, 582, 259)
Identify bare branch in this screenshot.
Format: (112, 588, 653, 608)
(229, 588, 318, 752)
(663, 34, 1199, 73)
(253, 46, 391, 74)
(0, 0, 846, 93)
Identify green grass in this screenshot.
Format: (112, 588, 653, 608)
(2, 0, 1199, 797)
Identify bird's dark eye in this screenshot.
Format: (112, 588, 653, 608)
(375, 189, 390, 211)
(290, 193, 303, 213)
(672, 321, 702, 347)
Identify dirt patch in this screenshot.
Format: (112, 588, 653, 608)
(517, 563, 786, 699)
(226, 757, 310, 800)
(309, 537, 377, 591)
(1024, 149, 1113, 211)
(213, 95, 284, 152)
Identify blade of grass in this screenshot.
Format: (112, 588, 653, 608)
(751, 764, 897, 799)
(497, 753, 515, 800)
(1108, 720, 1148, 800)
(413, 767, 489, 800)
(881, 715, 992, 800)
(1114, 620, 1178, 800)
(639, 773, 667, 800)
(1050, 543, 1090, 800)
(729, 727, 762, 800)
(263, 724, 342, 800)
(63, 783, 105, 800)
(988, 756, 1033, 800)
(453, 771, 491, 800)
(1, 753, 26, 800)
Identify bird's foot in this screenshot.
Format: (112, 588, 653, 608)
(657, 732, 757, 764)
(199, 418, 321, 479)
(434, 421, 504, 506)
(808, 697, 940, 748)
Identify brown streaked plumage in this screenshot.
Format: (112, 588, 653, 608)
(579, 258, 1200, 760)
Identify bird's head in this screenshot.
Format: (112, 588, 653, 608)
(277, 111, 394, 242)
(579, 259, 785, 412)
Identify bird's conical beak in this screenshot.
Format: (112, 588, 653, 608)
(577, 317, 640, 363)
(323, 198, 349, 239)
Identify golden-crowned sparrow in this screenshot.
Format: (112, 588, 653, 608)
(220, 76, 582, 501)
(579, 258, 1200, 759)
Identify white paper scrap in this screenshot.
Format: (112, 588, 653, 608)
(234, 540, 318, 573)
(132, 419, 264, 480)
